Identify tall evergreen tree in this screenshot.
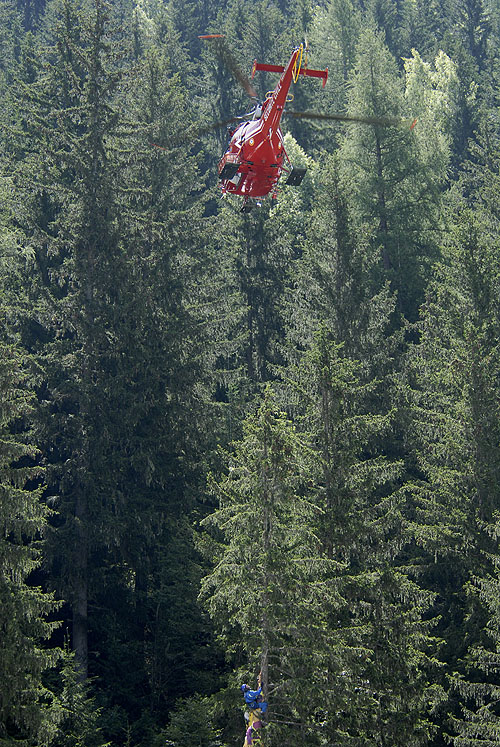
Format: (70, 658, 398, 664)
(310, 0, 360, 85)
(0, 1, 23, 82)
(284, 325, 442, 745)
(282, 146, 443, 744)
(200, 387, 333, 746)
(1, 107, 64, 741)
(18, 0, 126, 680)
(286, 150, 396, 367)
(13, 2, 218, 741)
(340, 29, 450, 323)
(405, 200, 500, 740)
(306, 0, 361, 152)
(87, 38, 219, 741)
(0, 340, 62, 745)
(364, 0, 398, 57)
(450, 546, 500, 746)
(212, 181, 305, 392)
(454, 0, 491, 69)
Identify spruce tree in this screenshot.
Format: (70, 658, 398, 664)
(282, 145, 443, 744)
(16, 0, 126, 680)
(12, 4, 221, 736)
(0, 122, 63, 742)
(450, 548, 500, 746)
(200, 387, 331, 746)
(0, 1, 23, 83)
(364, 0, 398, 57)
(285, 327, 442, 745)
(51, 650, 110, 747)
(340, 29, 449, 323)
(286, 150, 396, 367)
(405, 201, 500, 739)
(310, 0, 360, 85)
(454, 0, 491, 69)
(0, 341, 62, 745)
(90, 39, 220, 739)
(212, 165, 310, 393)
(307, 0, 361, 152)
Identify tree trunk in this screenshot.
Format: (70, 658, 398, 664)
(73, 489, 88, 680)
(261, 428, 271, 706)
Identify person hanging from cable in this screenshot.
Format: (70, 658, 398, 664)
(241, 672, 267, 746)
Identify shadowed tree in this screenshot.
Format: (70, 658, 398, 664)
(0, 341, 62, 745)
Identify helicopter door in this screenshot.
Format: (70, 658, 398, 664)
(285, 167, 306, 186)
(219, 161, 240, 180)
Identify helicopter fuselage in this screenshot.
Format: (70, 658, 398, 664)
(218, 118, 286, 199)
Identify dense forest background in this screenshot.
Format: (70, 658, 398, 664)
(3, 0, 500, 744)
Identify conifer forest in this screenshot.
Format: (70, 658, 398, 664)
(5, 0, 500, 743)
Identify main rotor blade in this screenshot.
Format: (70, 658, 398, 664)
(151, 116, 244, 150)
(191, 115, 244, 138)
(289, 111, 417, 129)
(199, 34, 258, 100)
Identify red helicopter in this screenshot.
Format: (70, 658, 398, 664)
(193, 37, 416, 211)
(200, 38, 327, 210)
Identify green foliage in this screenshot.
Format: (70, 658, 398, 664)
(407, 206, 500, 559)
(3, 0, 500, 744)
(310, 0, 360, 85)
(200, 386, 319, 644)
(340, 28, 449, 323)
(51, 651, 110, 747)
(404, 195, 500, 736)
(288, 327, 443, 745)
(212, 155, 312, 391)
(0, 1, 23, 84)
(0, 343, 62, 745)
(286, 150, 396, 364)
(9, 0, 217, 740)
(162, 695, 224, 747)
(455, 0, 491, 67)
(200, 387, 332, 744)
(450, 549, 500, 746)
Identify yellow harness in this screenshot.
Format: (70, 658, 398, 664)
(243, 709, 264, 747)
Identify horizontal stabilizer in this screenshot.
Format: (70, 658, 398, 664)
(252, 61, 328, 87)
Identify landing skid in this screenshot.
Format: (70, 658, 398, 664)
(240, 198, 264, 212)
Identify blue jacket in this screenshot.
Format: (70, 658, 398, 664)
(244, 687, 267, 712)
